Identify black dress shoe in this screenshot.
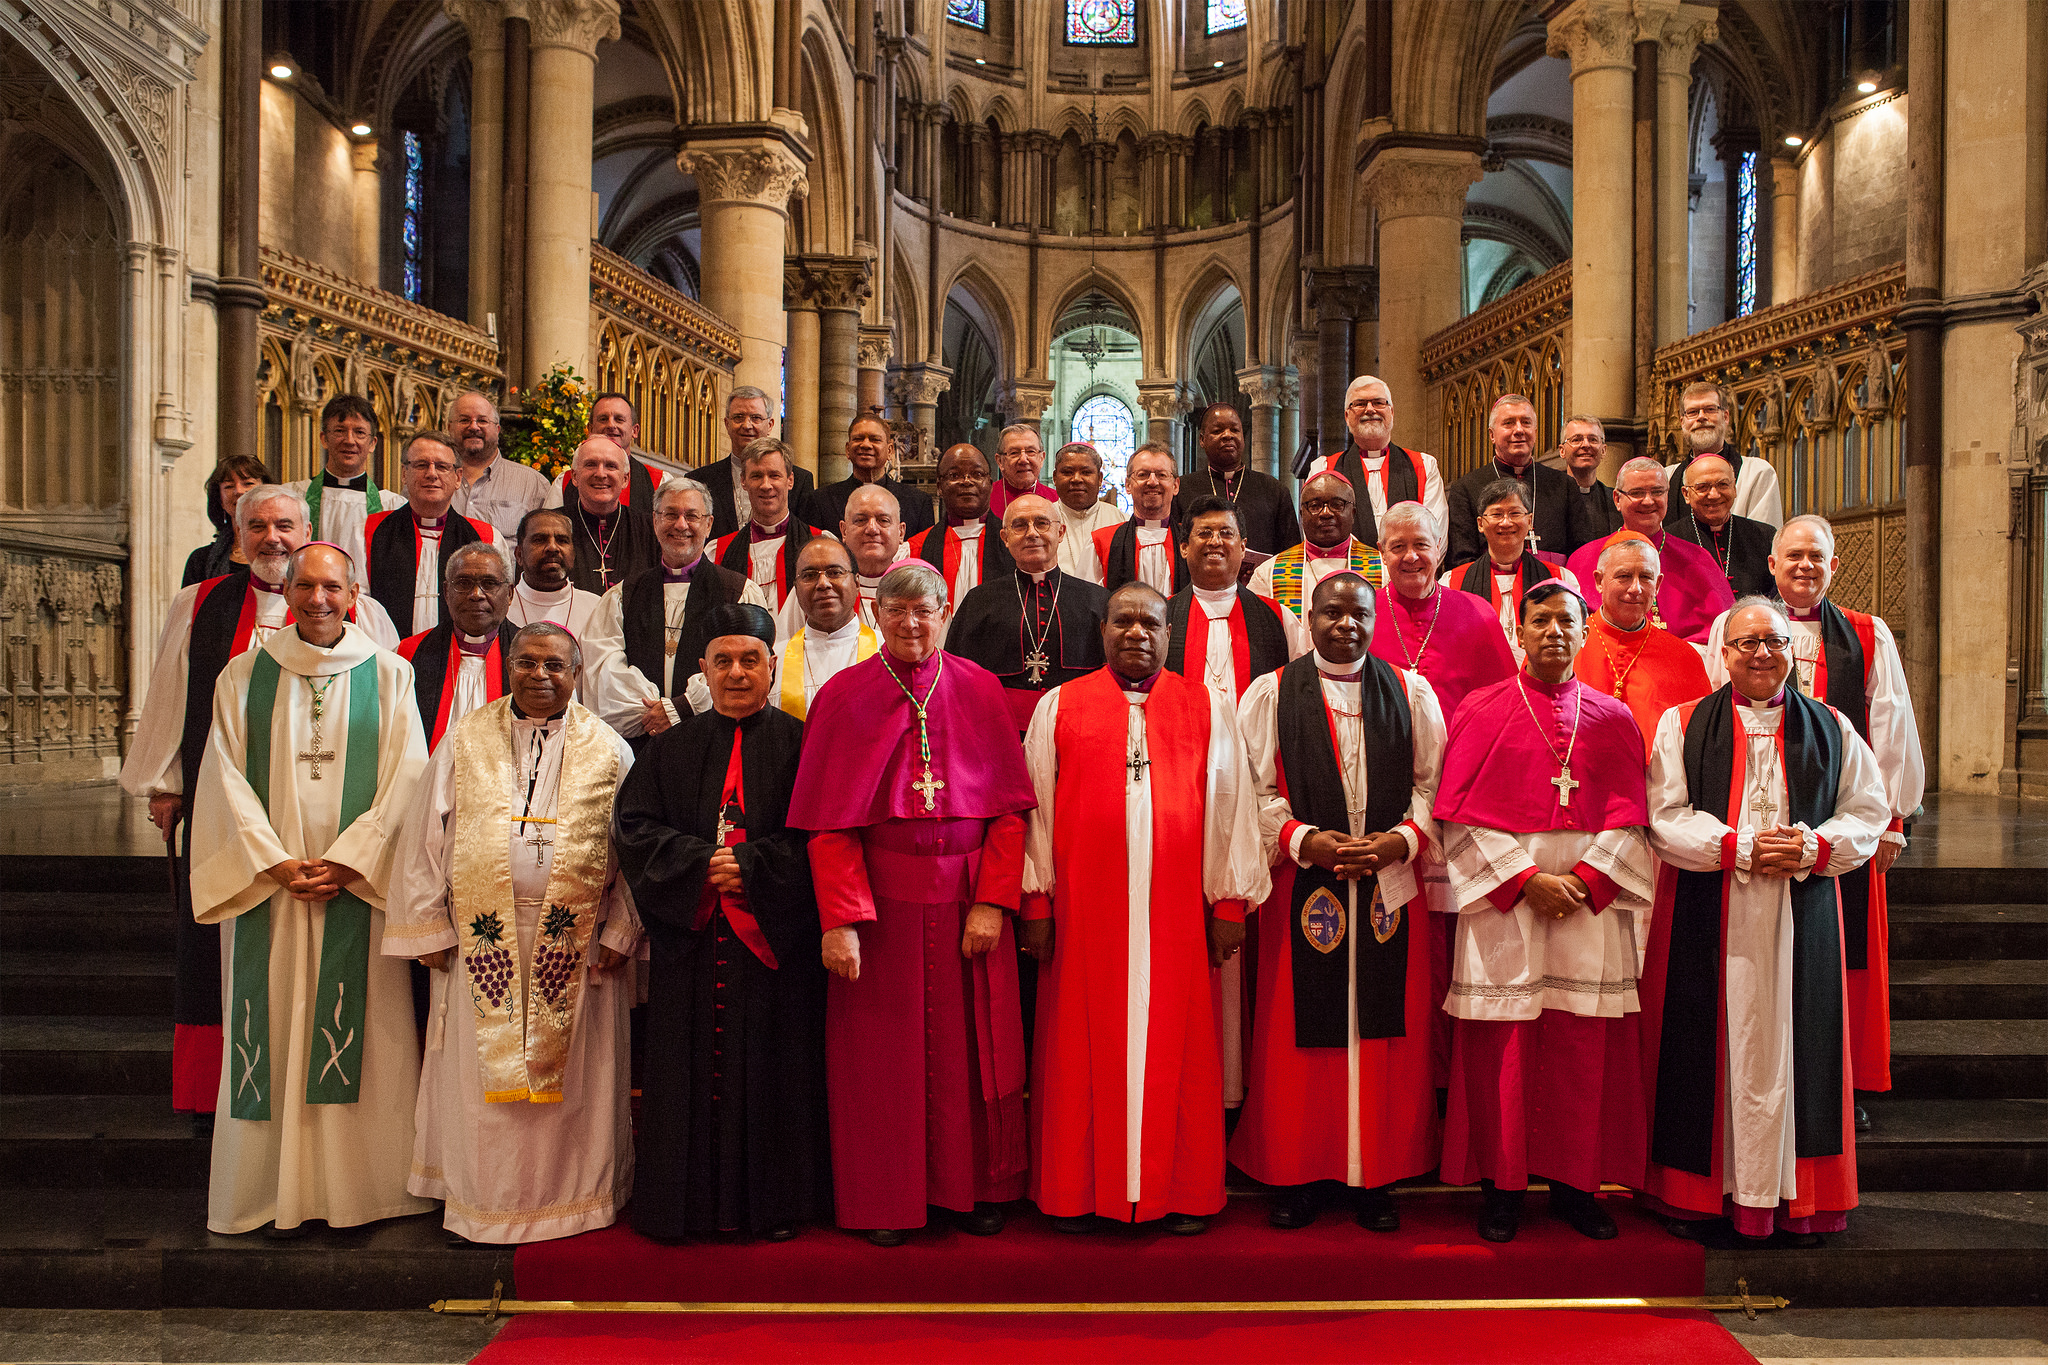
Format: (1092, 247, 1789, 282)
(1548, 1185, 1617, 1240)
(1780, 1230, 1824, 1249)
(1050, 1214, 1100, 1235)
(1161, 1212, 1210, 1236)
(764, 1224, 798, 1242)
(1268, 1185, 1323, 1229)
(263, 1221, 309, 1241)
(1477, 1183, 1522, 1243)
(1855, 1104, 1872, 1133)
(864, 1228, 909, 1247)
(1353, 1186, 1400, 1233)
(1661, 1215, 1726, 1242)
(953, 1203, 1005, 1236)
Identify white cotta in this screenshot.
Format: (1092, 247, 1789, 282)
(582, 573, 770, 735)
(1305, 447, 1450, 538)
(1646, 698, 1889, 1213)
(1236, 660, 1447, 1182)
(446, 640, 495, 731)
(1054, 499, 1125, 585)
(1023, 679, 1270, 1200)
(187, 623, 431, 1234)
(507, 580, 607, 708)
(121, 583, 291, 798)
(1132, 524, 1175, 596)
(746, 535, 783, 606)
(385, 707, 641, 1243)
(773, 616, 869, 715)
(286, 479, 409, 575)
(410, 523, 444, 635)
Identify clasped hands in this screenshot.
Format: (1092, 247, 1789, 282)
(1300, 829, 1410, 881)
(265, 857, 360, 904)
(1748, 823, 1810, 879)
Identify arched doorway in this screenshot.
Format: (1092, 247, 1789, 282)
(1047, 291, 1141, 508)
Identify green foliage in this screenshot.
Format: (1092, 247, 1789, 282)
(502, 365, 592, 481)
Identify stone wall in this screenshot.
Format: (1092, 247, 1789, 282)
(1795, 93, 1909, 294)
(259, 79, 358, 280)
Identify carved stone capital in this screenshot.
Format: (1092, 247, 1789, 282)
(1358, 149, 1481, 223)
(857, 325, 895, 371)
(1307, 266, 1378, 322)
(1546, 0, 1637, 74)
(442, 0, 509, 49)
(782, 261, 820, 310)
(1136, 381, 1194, 422)
(791, 254, 874, 313)
(898, 363, 953, 408)
(523, 0, 621, 55)
(1641, 2, 1719, 71)
(681, 140, 810, 210)
(1236, 365, 1285, 409)
(1288, 338, 1319, 386)
(1001, 380, 1056, 422)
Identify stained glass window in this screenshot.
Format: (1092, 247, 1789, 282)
(1734, 149, 1758, 318)
(402, 130, 424, 303)
(1066, 0, 1136, 45)
(1071, 395, 1137, 508)
(946, 0, 986, 30)
(1206, 0, 1247, 35)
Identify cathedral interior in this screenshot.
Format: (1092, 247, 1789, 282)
(0, 0, 2043, 1361)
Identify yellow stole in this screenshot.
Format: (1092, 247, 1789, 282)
(777, 623, 878, 719)
(450, 698, 620, 1103)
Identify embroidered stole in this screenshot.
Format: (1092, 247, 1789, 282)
(1266, 541, 1385, 618)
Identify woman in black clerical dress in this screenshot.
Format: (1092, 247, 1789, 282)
(613, 628, 830, 1241)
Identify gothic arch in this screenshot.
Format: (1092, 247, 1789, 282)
(942, 260, 1021, 379)
(635, 0, 769, 126)
(1175, 258, 1244, 378)
(1177, 97, 1215, 137)
(1387, 0, 1531, 141)
(891, 244, 925, 362)
(799, 26, 855, 255)
(1045, 267, 1147, 365)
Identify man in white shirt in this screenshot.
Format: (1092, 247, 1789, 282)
(447, 389, 561, 539)
(1665, 381, 1784, 529)
(774, 537, 878, 719)
(1309, 376, 1448, 549)
(1049, 441, 1125, 584)
(289, 394, 408, 569)
(1095, 443, 1185, 596)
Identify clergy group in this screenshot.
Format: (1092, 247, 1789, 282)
(118, 371, 1922, 1256)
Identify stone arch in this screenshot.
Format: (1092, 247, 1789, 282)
(942, 260, 1021, 380)
(891, 243, 926, 362)
(1177, 97, 1215, 137)
(0, 14, 164, 243)
(798, 26, 855, 255)
(981, 92, 1022, 134)
(1387, 0, 1530, 141)
(1044, 267, 1147, 369)
(1175, 258, 1244, 379)
(635, 0, 769, 126)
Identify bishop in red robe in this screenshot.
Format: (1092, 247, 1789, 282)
(1572, 533, 1711, 757)
(788, 560, 1037, 1245)
(1017, 583, 1269, 1233)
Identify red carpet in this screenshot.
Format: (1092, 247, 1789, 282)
(470, 1307, 1755, 1364)
(513, 1193, 1702, 1304)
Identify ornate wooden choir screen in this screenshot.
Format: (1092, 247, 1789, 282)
(1647, 263, 1907, 630)
(589, 244, 741, 469)
(1419, 264, 1571, 481)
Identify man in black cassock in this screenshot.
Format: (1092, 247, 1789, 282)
(614, 601, 829, 1241)
(806, 413, 936, 538)
(1665, 453, 1775, 598)
(1172, 404, 1302, 560)
(1444, 394, 1599, 566)
(946, 493, 1108, 737)
(561, 438, 658, 596)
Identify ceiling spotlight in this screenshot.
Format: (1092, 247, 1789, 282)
(350, 122, 372, 136)
(975, 57, 986, 64)
(1856, 80, 1877, 93)
(1213, 60, 1224, 68)
(1784, 134, 1803, 147)
(269, 62, 293, 79)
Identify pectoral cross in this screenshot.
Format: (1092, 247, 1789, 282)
(911, 765, 946, 812)
(1749, 788, 1778, 823)
(1023, 649, 1051, 685)
(523, 830, 553, 866)
(1127, 746, 1151, 783)
(1550, 766, 1580, 806)
(297, 746, 336, 780)
(716, 802, 742, 848)
(1525, 529, 1542, 554)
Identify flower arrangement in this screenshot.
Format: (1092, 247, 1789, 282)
(501, 364, 591, 481)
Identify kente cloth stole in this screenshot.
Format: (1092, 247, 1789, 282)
(450, 699, 621, 1104)
(304, 471, 382, 537)
(778, 624, 878, 719)
(230, 649, 380, 1120)
(1266, 542, 1385, 617)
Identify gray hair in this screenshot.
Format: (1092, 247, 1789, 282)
(1488, 392, 1536, 420)
(1772, 512, 1836, 558)
(739, 437, 796, 477)
(652, 475, 713, 516)
(1596, 536, 1660, 572)
(283, 542, 357, 588)
(446, 539, 515, 583)
(997, 422, 1041, 447)
(510, 621, 582, 673)
(1615, 455, 1665, 485)
(1343, 374, 1391, 404)
(844, 482, 901, 520)
(1723, 594, 1791, 641)
(1378, 500, 1441, 547)
(876, 561, 948, 610)
(236, 483, 309, 530)
(726, 384, 773, 415)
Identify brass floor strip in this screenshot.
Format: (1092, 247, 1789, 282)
(433, 1294, 1788, 1318)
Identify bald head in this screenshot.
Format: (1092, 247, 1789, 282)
(1681, 453, 1738, 530)
(999, 493, 1063, 574)
(571, 437, 629, 515)
(842, 482, 905, 576)
(937, 442, 992, 522)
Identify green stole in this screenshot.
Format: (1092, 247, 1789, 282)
(303, 470, 384, 542)
(228, 648, 379, 1120)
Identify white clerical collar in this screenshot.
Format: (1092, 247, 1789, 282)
(857, 572, 883, 592)
(458, 630, 495, 648)
(1313, 650, 1365, 679)
(519, 579, 573, 607)
(956, 521, 984, 538)
(1023, 567, 1053, 583)
(808, 615, 864, 645)
(1599, 609, 1647, 634)
(1193, 582, 1237, 608)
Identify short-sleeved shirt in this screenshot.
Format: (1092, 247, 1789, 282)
(450, 455, 562, 539)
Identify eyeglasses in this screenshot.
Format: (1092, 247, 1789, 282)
(655, 510, 713, 525)
(1345, 399, 1392, 414)
(448, 576, 509, 593)
(1301, 497, 1352, 515)
(1480, 510, 1531, 524)
(1686, 480, 1735, 496)
(1726, 635, 1791, 655)
(1617, 487, 1667, 503)
(1682, 404, 1726, 418)
(796, 566, 853, 584)
(510, 657, 573, 675)
(877, 604, 943, 624)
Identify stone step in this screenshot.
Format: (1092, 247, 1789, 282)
(1853, 1099, 2048, 1192)
(0, 953, 175, 1017)
(0, 855, 165, 896)
(1705, 1190, 2048, 1308)
(1887, 904, 2048, 962)
(1890, 866, 2048, 906)
(1889, 959, 2048, 1020)
(1887, 1019, 2048, 1100)
(0, 1016, 172, 1096)
(0, 892, 178, 956)
(0, 1096, 208, 1190)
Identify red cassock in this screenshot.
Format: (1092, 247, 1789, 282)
(1023, 669, 1235, 1223)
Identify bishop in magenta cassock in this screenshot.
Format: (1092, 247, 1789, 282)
(394, 542, 517, 752)
(1018, 583, 1269, 1234)
(1573, 534, 1712, 757)
(787, 561, 1037, 1246)
(1434, 581, 1656, 1244)
(1230, 573, 1446, 1232)
(615, 604, 830, 1241)
(947, 494, 1108, 734)
(1704, 515, 1924, 1118)
(1642, 598, 1890, 1243)
(1564, 458, 1733, 645)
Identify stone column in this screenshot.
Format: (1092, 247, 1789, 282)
(445, 0, 504, 328)
(783, 264, 822, 476)
(963, 122, 993, 223)
(1236, 365, 1284, 477)
(1138, 381, 1193, 454)
(899, 364, 952, 448)
(217, 0, 264, 464)
(1549, 0, 1639, 454)
(1276, 368, 1303, 481)
(1288, 336, 1319, 465)
(1770, 154, 1800, 306)
(350, 139, 380, 287)
(1646, 3, 1717, 346)
(1307, 267, 1377, 456)
(1358, 150, 1479, 457)
(522, 0, 619, 386)
(857, 325, 894, 420)
(808, 254, 875, 483)
(681, 134, 811, 399)
(1899, 0, 1943, 776)
(1003, 380, 1056, 440)
(1090, 140, 1112, 235)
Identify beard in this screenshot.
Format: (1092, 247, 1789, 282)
(251, 551, 292, 584)
(1685, 423, 1727, 455)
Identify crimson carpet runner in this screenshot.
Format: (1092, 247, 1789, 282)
(512, 1193, 1703, 1303)
(470, 1307, 1756, 1364)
